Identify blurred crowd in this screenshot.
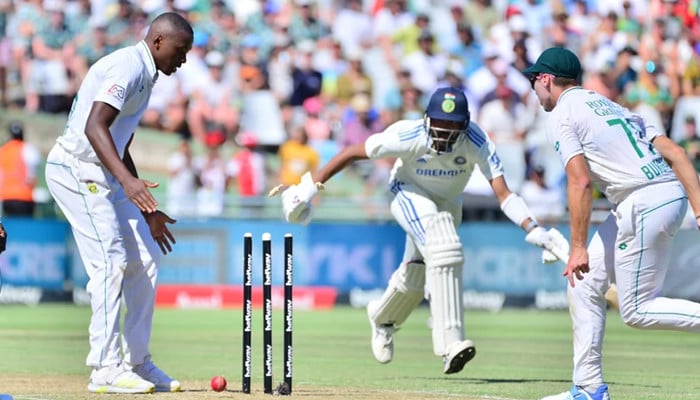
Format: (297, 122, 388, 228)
(2, 0, 700, 220)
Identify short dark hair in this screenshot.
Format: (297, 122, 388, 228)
(151, 11, 193, 36)
(553, 76, 580, 87)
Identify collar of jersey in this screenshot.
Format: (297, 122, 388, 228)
(137, 40, 159, 84)
(556, 86, 582, 106)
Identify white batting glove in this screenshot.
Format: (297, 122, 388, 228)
(541, 249, 559, 264)
(278, 172, 324, 225)
(541, 228, 569, 264)
(525, 227, 570, 264)
(524, 226, 551, 248)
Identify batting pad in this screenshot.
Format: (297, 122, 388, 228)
(424, 212, 464, 356)
(370, 261, 426, 327)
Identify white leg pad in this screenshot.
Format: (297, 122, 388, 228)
(369, 261, 426, 327)
(424, 212, 464, 356)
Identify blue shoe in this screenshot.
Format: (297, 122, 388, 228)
(540, 384, 609, 400)
(131, 360, 181, 392)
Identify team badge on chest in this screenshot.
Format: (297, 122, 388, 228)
(86, 181, 99, 194)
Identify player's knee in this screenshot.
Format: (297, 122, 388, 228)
(389, 261, 425, 294)
(619, 305, 646, 328)
(424, 212, 463, 269)
(621, 314, 645, 329)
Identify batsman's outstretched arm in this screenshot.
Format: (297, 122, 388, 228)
(490, 175, 570, 264)
(270, 142, 369, 197)
(271, 143, 369, 224)
(489, 175, 537, 232)
(313, 143, 369, 184)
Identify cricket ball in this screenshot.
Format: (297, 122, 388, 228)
(210, 375, 227, 392)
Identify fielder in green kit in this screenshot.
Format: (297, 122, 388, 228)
(526, 47, 700, 400)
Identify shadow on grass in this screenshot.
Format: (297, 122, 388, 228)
(413, 377, 662, 389)
(177, 388, 340, 397)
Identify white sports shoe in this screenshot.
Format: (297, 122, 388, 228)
(541, 384, 610, 400)
(88, 363, 155, 394)
(443, 340, 476, 374)
(131, 360, 181, 392)
(367, 300, 395, 364)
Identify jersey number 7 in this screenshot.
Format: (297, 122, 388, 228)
(607, 118, 656, 159)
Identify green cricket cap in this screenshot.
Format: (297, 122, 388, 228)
(523, 47, 581, 79)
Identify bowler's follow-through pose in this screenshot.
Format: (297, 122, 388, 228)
(45, 13, 192, 394)
(526, 47, 700, 400)
(272, 87, 565, 373)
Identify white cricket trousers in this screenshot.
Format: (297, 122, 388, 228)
(45, 144, 160, 369)
(389, 181, 462, 254)
(570, 180, 700, 387)
(388, 181, 464, 354)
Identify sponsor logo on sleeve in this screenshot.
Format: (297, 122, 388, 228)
(108, 84, 126, 99)
(489, 153, 501, 167)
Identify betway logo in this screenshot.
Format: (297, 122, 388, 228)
(285, 345, 293, 378)
(176, 292, 223, 308)
(155, 285, 338, 309)
(415, 168, 466, 177)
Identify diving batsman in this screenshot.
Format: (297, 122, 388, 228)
(272, 87, 568, 373)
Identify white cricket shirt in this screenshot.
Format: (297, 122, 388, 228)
(57, 41, 159, 162)
(545, 87, 676, 205)
(364, 119, 504, 201)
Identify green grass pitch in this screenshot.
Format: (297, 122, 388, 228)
(0, 304, 698, 399)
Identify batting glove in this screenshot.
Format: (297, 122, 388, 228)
(541, 228, 569, 264)
(524, 226, 551, 249)
(525, 227, 570, 264)
(279, 172, 324, 225)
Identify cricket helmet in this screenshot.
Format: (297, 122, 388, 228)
(424, 87, 470, 153)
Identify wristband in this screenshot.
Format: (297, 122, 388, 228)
(500, 193, 537, 227)
(525, 219, 538, 232)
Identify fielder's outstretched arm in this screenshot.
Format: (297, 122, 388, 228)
(313, 143, 369, 184)
(653, 135, 700, 221)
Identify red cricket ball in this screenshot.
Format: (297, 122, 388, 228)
(210, 375, 227, 392)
